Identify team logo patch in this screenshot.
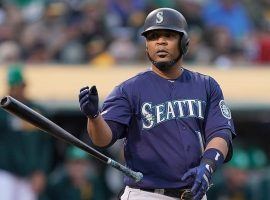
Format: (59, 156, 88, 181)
(219, 100, 231, 119)
(156, 11, 163, 24)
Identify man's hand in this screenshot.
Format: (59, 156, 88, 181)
(182, 148, 225, 200)
(79, 86, 99, 118)
(181, 163, 213, 200)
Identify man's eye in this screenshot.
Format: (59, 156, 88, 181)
(147, 33, 158, 40)
(165, 32, 176, 38)
(164, 33, 171, 37)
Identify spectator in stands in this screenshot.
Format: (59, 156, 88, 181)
(178, 0, 204, 29)
(87, 37, 116, 66)
(106, 0, 146, 28)
(208, 147, 252, 200)
(46, 146, 107, 200)
(108, 28, 137, 64)
(208, 146, 268, 200)
(256, 26, 270, 64)
(0, 65, 53, 200)
(184, 27, 213, 64)
(0, 0, 268, 66)
(202, 0, 253, 43)
(0, 41, 21, 64)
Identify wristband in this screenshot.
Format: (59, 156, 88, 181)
(201, 148, 224, 172)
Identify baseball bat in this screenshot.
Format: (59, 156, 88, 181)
(0, 96, 143, 182)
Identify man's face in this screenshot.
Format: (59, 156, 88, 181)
(9, 84, 26, 100)
(67, 160, 90, 181)
(145, 29, 181, 63)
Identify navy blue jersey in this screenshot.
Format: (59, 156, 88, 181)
(101, 68, 235, 189)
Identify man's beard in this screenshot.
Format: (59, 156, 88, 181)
(147, 52, 182, 72)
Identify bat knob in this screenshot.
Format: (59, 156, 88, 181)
(134, 172, 144, 182)
(0, 96, 10, 107)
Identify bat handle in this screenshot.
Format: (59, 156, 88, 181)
(107, 159, 143, 183)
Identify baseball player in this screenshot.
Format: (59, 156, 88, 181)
(79, 8, 236, 200)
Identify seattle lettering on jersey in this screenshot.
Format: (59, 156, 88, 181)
(141, 99, 206, 129)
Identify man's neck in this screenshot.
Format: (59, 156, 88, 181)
(152, 62, 183, 80)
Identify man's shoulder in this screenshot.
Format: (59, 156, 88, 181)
(184, 68, 210, 79)
(120, 69, 152, 87)
(183, 68, 215, 83)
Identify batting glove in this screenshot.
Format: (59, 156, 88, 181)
(79, 86, 99, 118)
(181, 148, 224, 200)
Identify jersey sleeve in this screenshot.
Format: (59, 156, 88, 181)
(101, 84, 132, 126)
(204, 77, 236, 144)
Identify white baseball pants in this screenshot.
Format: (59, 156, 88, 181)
(120, 186, 207, 200)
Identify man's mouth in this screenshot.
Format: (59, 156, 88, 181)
(156, 50, 169, 57)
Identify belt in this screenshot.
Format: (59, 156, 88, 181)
(134, 187, 193, 199)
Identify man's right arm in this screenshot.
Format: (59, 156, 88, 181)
(79, 85, 128, 147)
(87, 115, 113, 147)
(79, 85, 113, 147)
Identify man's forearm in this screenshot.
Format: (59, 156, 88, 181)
(87, 115, 113, 147)
(205, 137, 228, 159)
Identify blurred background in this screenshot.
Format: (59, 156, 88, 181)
(0, 0, 270, 199)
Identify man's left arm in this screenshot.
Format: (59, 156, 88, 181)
(182, 136, 228, 200)
(182, 77, 236, 200)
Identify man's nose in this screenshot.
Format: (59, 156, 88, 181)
(156, 36, 167, 45)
